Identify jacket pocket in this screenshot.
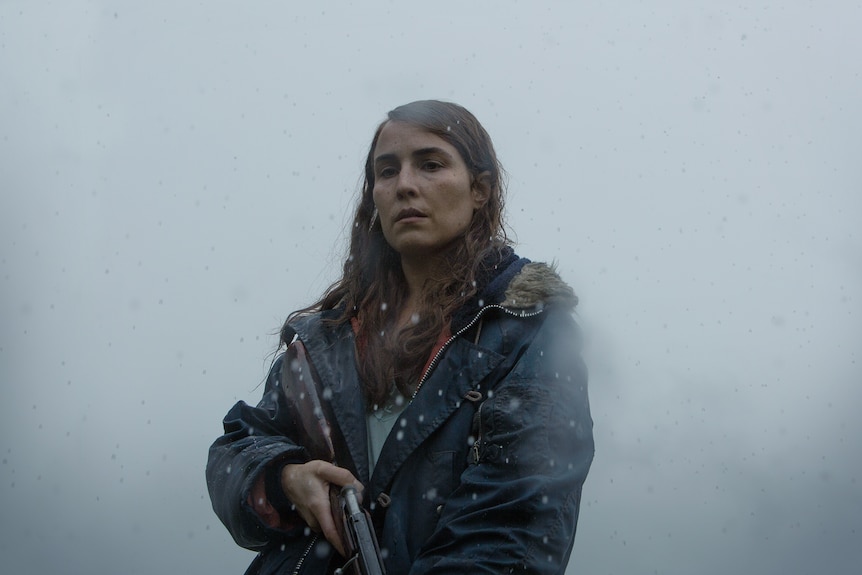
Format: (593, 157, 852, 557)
(473, 383, 552, 472)
(470, 400, 484, 465)
(425, 450, 458, 501)
(469, 399, 502, 465)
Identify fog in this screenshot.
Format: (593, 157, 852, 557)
(1, 2, 860, 574)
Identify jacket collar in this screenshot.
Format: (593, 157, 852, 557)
(284, 250, 579, 488)
(285, 308, 507, 492)
(450, 246, 525, 332)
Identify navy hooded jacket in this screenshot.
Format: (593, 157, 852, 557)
(206, 253, 594, 574)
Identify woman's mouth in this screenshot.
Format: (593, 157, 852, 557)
(395, 208, 427, 222)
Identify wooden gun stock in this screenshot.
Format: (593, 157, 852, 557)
(281, 339, 336, 462)
(281, 340, 386, 574)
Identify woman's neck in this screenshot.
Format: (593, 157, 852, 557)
(398, 255, 441, 327)
(396, 284, 423, 329)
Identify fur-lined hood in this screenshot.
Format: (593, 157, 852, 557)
(500, 262, 578, 311)
(451, 250, 578, 332)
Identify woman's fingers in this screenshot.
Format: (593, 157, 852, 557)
(315, 462, 361, 491)
(315, 500, 346, 557)
(280, 460, 361, 557)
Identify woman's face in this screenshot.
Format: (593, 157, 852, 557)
(371, 121, 487, 260)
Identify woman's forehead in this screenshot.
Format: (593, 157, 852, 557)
(373, 121, 459, 159)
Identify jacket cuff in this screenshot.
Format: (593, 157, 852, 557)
(264, 458, 293, 515)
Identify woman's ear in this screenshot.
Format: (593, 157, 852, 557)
(471, 171, 492, 208)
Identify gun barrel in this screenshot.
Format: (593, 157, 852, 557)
(340, 485, 386, 575)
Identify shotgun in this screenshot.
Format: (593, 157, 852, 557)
(281, 339, 387, 575)
(336, 485, 387, 575)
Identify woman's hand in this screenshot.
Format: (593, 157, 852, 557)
(281, 460, 361, 557)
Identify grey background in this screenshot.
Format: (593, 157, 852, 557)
(2, 1, 860, 574)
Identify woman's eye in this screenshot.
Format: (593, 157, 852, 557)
(423, 161, 442, 171)
(379, 167, 397, 178)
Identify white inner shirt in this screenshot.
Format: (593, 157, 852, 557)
(366, 392, 408, 474)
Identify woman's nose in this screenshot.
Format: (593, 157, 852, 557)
(395, 168, 419, 198)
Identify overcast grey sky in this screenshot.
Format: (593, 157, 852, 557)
(2, 2, 860, 574)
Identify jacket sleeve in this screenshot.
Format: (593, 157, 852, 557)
(205, 354, 310, 550)
(409, 311, 595, 575)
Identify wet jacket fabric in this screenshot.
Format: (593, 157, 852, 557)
(206, 251, 595, 575)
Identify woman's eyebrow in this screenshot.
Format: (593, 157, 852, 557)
(374, 147, 453, 166)
(373, 152, 397, 167)
(412, 147, 453, 160)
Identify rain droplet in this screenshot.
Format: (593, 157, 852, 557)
(315, 540, 331, 558)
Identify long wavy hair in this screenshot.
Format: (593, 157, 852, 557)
(283, 100, 510, 407)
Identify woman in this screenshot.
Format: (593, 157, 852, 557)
(207, 100, 594, 574)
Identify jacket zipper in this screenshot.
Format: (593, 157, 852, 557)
(290, 534, 318, 575)
(411, 304, 545, 402)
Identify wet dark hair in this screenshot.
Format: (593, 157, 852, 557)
(283, 100, 510, 406)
